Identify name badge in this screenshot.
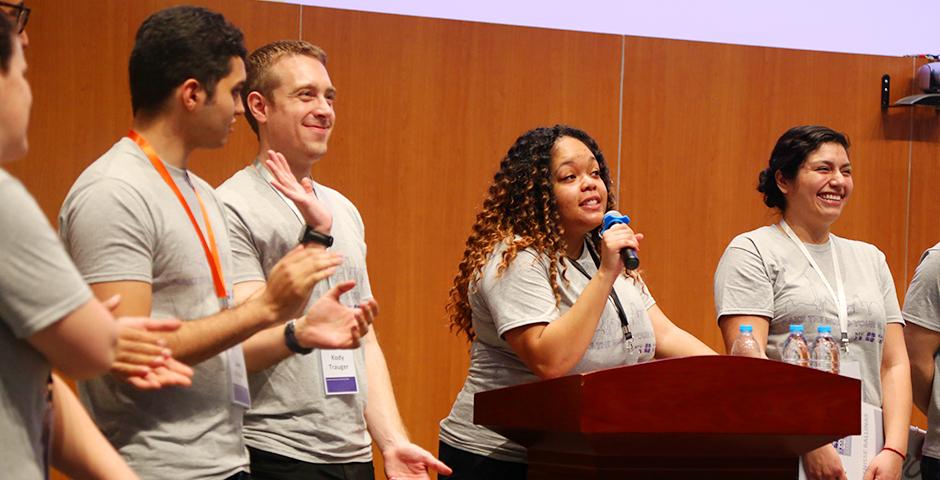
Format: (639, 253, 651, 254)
(227, 344, 251, 408)
(320, 349, 359, 395)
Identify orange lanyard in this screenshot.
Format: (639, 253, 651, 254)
(128, 130, 229, 307)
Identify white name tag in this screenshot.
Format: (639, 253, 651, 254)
(320, 349, 359, 395)
(798, 359, 875, 480)
(227, 344, 251, 408)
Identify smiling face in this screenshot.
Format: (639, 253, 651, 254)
(777, 142, 853, 231)
(261, 54, 335, 168)
(550, 136, 608, 242)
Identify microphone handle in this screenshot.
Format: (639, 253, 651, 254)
(621, 248, 640, 271)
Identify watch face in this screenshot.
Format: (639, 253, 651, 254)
(301, 226, 333, 247)
(285, 320, 312, 354)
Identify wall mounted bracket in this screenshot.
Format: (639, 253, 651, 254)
(882, 73, 940, 109)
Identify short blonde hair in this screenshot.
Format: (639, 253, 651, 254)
(243, 40, 328, 136)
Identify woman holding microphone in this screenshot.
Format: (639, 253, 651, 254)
(438, 124, 714, 479)
(714, 125, 911, 480)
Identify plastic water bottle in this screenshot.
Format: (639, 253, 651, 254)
(730, 324, 761, 357)
(781, 325, 809, 367)
(810, 325, 840, 374)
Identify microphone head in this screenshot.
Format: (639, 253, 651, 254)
(602, 210, 631, 234)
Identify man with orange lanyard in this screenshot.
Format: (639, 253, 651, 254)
(58, 6, 368, 480)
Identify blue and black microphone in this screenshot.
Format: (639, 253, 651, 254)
(601, 210, 640, 270)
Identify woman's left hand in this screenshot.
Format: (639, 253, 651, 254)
(863, 449, 903, 480)
(264, 149, 333, 232)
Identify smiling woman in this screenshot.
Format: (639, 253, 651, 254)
(437, 124, 715, 480)
(713, 125, 912, 480)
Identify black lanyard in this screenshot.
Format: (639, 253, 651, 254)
(566, 241, 633, 341)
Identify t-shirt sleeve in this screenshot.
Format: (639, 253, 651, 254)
(874, 248, 903, 325)
(714, 236, 775, 320)
(480, 250, 560, 338)
(903, 249, 940, 331)
(59, 178, 155, 284)
(222, 200, 265, 285)
(0, 177, 91, 338)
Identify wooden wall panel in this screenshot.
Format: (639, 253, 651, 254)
(907, 109, 940, 284)
(8, 0, 300, 224)
(14, 2, 299, 479)
(906, 81, 940, 430)
(7, 1, 935, 478)
(619, 37, 913, 352)
(298, 7, 623, 468)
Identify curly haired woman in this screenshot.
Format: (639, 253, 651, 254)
(437, 125, 715, 479)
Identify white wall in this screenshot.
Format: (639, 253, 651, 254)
(273, 0, 936, 57)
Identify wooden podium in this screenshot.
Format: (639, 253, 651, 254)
(474, 356, 861, 479)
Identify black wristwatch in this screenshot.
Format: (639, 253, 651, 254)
(284, 320, 313, 355)
(299, 225, 333, 248)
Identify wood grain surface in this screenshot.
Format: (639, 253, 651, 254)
(10, 2, 932, 478)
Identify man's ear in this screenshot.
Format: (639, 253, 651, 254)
(178, 78, 204, 112)
(246, 91, 268, 126)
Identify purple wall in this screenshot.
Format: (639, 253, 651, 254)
(276, 0, 936, 57)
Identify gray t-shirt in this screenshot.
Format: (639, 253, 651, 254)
(902, 242, 940, 458)
(439, 241, 657, 462)
(58, 138, 248, 480)
(217, 164, 372, 463)
(714, 225, 903, 406)
(0, 169, 92, 480)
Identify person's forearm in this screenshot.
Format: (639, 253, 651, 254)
(363, 333, 408, 451)
(513, 270, 618, 379)
(158, 297, 278, 365)
(233, 280, 293, 373)
(911, 354, 934, 414)
(243, 323, 295, 373)
(655, 324, 717, 358)
(50, 375, 139, 480)
(881, 359, 912, 451)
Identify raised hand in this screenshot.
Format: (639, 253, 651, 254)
(264, 150, 332, 232)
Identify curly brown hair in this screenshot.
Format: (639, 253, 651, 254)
(447, 125, 617, 342)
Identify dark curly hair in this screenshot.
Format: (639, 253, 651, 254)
(447, 125, 619, 342)
(758, 125, 850, 211)
(129, 5, 246, 116)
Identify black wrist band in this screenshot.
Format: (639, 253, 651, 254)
(284, 320, 313, 354)
(299, 225, 333, 247)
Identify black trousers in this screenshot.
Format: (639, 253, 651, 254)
(437, 441, 527, 480)
(225, 471, 251, 480)
(248, 446, 374, 480)
(923, 455, 940, 480)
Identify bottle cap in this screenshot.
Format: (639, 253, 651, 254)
(817, 325, 832, 333)
(739, 325, 753, 333)
(789, 324, 804, 333)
